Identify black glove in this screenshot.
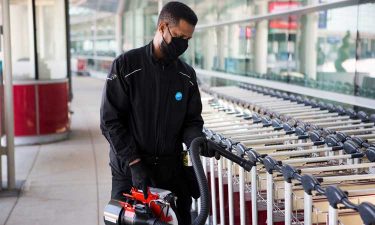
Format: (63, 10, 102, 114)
(200, 139, 221, 160)
(129, 161, 151, 199)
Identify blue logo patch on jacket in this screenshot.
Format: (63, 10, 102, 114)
(175, 92, 182, 101)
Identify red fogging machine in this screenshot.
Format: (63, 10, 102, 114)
(103, 137, 253, 225)
(104, 187, 179, 225)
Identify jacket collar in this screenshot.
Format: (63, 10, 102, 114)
(147, 40, 177, 68)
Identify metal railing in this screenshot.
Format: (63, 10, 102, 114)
(196, 84, 375, 225)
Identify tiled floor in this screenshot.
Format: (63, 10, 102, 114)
(0, 76, 111, 225)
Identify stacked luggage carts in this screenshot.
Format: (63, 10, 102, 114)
(198, 84, 375, 225)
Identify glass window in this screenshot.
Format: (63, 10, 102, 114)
(307, 6, 355, 94)
(123, 2, 158, 51)
(356, 3, 375, 99)
(35, 0, 67, 80)
(97, 16, 115, 37)
(143, 4, 158, 44)
(191, 1, 375, 99)
(9, 0, 35, 80)
(70, 19, 96, 57)
(67, 0, 375, 100)
(267, 1, 300, 80)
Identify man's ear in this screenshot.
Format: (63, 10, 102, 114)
(158, 22, 166, 34)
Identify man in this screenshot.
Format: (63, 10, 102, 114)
(100, 2, 215, 224)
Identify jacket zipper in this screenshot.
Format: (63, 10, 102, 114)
(155, 64, 165, 157)
(162, 66, 174, 156)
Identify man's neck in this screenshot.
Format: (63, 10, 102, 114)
(152, 38, 163, 60)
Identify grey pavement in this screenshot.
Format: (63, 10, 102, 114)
(0, 76, 111, 225)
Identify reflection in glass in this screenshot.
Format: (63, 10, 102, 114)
(356, 3, 375, 98)
(35, 0, 67, 80)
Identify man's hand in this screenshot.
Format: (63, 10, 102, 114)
(129, 161, 151, 199)
(200, 139, 221, 160)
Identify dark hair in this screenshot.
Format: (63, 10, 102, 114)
(158, 1, 198, 26)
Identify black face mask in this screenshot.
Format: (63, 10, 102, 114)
(160, 26, 188, 61)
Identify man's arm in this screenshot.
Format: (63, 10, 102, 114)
(182, 70, 205, 148)
(182, 70, 220, 159)
(100, 58, 140, 166)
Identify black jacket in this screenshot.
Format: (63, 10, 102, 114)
(100, 42, 204, 172)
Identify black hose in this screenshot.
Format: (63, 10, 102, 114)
(190, 137, 210, 225)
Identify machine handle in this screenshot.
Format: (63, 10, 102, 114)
(208, 140, 254, 172)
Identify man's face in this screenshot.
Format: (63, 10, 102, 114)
(160, 19, 195, 44)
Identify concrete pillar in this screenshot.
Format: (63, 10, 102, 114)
(115, 14, 123, 55)
(92, 14, 97, 58)
(254, 0, 268, 75)
(2, 0, 16, 190)
(300, 0, 319, 79)
(134, 8, 144, 47)
(203, 29, 216, 71)
(216, 27, 226, 71)
(116, 0, 125, 55)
